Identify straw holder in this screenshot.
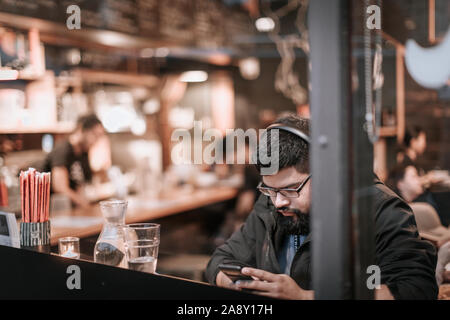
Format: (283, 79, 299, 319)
(20, 221, 51, 253)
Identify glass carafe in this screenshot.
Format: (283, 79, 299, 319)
(94, 200, 127, 268)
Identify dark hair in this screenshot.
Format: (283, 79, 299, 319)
(255, 114, 310, 174)
(404, 125, 424, 148)
(386, 163, 411, 195)
(76, 114, 102, 132)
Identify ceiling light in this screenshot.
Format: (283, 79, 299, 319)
(143, 99, 160, 114)
(255, 17, 275, 32)
(131, 116, 147, 136)
(180, 71, 208, 83)
(239, 57, 260, 80)
(66, 48, 81, 65)
(96, 31, 129, 47)
(155, 47, 170, 58)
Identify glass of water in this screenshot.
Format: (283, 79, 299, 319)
(58, 237, 80, 259)
(123, 223, 160, 274)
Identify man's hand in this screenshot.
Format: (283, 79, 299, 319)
(216, 271, 235, 289)
(375, 284, 395, 300)
(235, 267, 314, 300)
(427, 170, 448, 185)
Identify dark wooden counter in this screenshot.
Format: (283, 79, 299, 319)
(49, 186, 238, 246)
(0, 244, 262, 299)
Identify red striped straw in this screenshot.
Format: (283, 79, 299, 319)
(25, 171, 29, 223)
(20, 169, 51, 223)
(46, 173, 51, 221)
(30, 170, 34, 222)
(38, 174, 43, 222)
(20, 172, 24, 222)
(33, 172, 39, 223)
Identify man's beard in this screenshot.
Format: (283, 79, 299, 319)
(276, 207, 310, 236)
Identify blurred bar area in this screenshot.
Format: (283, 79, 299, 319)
(0, 0, 278, 285)
(0, 0, 449, 301)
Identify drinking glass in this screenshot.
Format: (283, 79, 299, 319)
(123, 223, 160, 274)
(58, 237, 80, 259)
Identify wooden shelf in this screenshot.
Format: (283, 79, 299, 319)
(0, 123, 75, 134)
(17, 71, 44, 81)
(379, 126, 397, 137)
(72, 69, 160, 87)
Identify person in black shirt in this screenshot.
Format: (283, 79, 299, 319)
(42, 114, 105, 208)
(386, 163, 425, 203)
(397, 125, 446, 187)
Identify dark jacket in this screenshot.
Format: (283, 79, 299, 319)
(206, 179, 438, 299)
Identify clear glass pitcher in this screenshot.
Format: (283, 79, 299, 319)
(94, 199, 127, 268)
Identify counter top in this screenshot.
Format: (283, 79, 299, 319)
(0, 245, 261, 300)
(49, 186, 238, 246)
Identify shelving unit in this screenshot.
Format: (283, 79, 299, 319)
(0, 123, 75, 134)
(378, 126, 397, 137)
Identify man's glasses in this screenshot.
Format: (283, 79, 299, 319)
(257, 175, 311, 198)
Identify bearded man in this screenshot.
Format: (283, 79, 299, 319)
(205, 115, 438, 300)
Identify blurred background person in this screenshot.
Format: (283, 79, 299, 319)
(387, 163, 424, 203)
(387, 163, 450, 228)
(436, 241, 450, 287)
(400, 125, 427, 166)
(212, 136, 260, 248)
(397, 125, 448, 188)
(38, 114, 106, 209)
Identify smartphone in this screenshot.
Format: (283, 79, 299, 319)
(218, 264, 253, 283)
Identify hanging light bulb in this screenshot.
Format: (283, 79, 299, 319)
(131, 116, 147, 136)
(180, 71, 208, 83)
(239, 57, 260, 80)
(255, 17, 275, 32)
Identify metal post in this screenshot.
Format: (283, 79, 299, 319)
(350, 0, 376, 299)
(308, 0, 353, 299)
(351, 56, 376, 299)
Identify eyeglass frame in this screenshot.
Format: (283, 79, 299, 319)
(257, 174, 312, 198)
